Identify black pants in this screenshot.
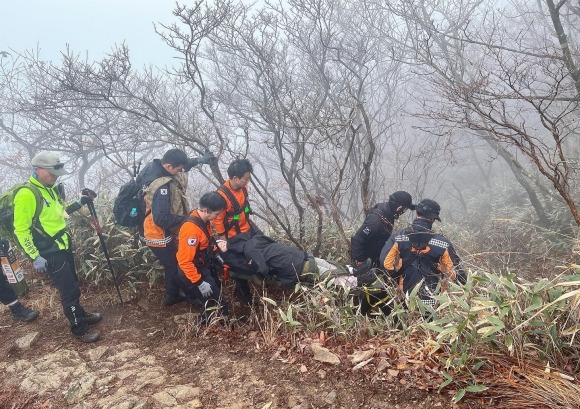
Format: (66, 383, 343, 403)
(0, 272, 18, 305)
(175, 266, 227, 318)
(149, 242, 180, 298)
(44, 250, 89, 336)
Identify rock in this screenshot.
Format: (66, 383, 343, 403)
(324, 390, 337, 405)
(318, 369, 327, 379)
(95, 375, 116, 389)
(133, 367, 167, 391)
(177, 399, 202, 409)
(15, 350, 88, 394)
(85, 345, 109, 362)
(376, 358, 390, 373)
(348, 349, 374, 364)
(165, 384, 201, 400)
(14, 331, 41, 349)
(173, 313, 200, 325)
(63, 374, 97, 404)
(311, 344, 340, 365)
(153, 391, 177, 407)
(98, 394, 150, 409)
(107, 346, 142, 362)
(300, 364, 308, 373)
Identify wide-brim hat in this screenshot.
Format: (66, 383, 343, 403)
(415, 199, 441, 221)
(31, 152, 69, 176)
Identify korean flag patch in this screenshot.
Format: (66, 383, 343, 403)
(187, 237, 197, 246)
(160, 188, 168, 195)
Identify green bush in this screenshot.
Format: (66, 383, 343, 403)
(67, 201, 164, 292)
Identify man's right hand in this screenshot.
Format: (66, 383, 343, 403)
(33, 255, 48, 273)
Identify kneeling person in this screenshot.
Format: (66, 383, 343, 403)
(380, 199, 466, 307)
(176, 192, 228, 322)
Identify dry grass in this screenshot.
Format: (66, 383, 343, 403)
(474, 353, 580, 409)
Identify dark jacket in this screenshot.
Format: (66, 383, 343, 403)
(136, 159, 186, 234)
(351, 202, 397, 265)
(379, 218, 465, 299)
(223, 232, 308, 288)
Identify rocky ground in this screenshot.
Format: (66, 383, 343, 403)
(0, 279, 481, 409)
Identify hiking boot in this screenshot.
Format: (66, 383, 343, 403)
(352, 258, 372, 276)
(356, 270, 379, 286)
(163, 293, 186, 307)
(85, 312, 103, 325)
(10, 302, 39, 323)
(75, 330, 100, 343)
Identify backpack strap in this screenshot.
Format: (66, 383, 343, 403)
(218, 185, 250, 236)
(372, 209, 393, 232)
(16, 183, 45, 235)
(22, 183, 44, 223)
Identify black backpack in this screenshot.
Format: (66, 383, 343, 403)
(113, 162, 143, 227)
(113, 180, 142, 227)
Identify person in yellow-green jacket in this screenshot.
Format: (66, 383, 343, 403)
(13, 152, 102, 343)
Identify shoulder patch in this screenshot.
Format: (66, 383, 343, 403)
(428, 238, 449, 249)
(187, 237, 197, 246)
(362, 226, 371, 235)
(160, 188, 168, 196)
(395, 234, 409, 242)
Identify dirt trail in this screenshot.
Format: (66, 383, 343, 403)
(0, 281, 459, 408)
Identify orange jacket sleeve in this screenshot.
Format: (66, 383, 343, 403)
(176, 221, 204, 285)
(383, 242, 401, 273)
(439, 249, 457, 281)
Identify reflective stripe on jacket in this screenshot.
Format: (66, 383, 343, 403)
(380, 218, 459, 296)
(141, 171, 189, 248)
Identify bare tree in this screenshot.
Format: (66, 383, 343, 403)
(381, 0, 580, 225)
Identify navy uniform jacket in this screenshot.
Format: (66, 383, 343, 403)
(351, 202, 396, 265)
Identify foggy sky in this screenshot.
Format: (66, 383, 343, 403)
(1, 0, 178, 67)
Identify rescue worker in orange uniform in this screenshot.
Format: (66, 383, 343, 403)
(176, 192, 228, 322)
(137, 148, 215, 306)
(213, 158, 255, 241)
(213, 158, 258, 304)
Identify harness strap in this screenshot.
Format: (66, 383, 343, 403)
(218, 185, 250, 237)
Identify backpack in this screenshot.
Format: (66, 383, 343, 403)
(0, 183, 44, 244)
(113, 179, 142, 227)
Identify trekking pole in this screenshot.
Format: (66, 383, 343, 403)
(81, 188, 124, 305)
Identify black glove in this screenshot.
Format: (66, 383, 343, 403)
(81, 188, 97, 200)
(78, 196, 92, 206)
(197, 150, 215, 165)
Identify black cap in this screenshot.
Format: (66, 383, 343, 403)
(415, 199, 441, 221)
(389, 191, 415, 210)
